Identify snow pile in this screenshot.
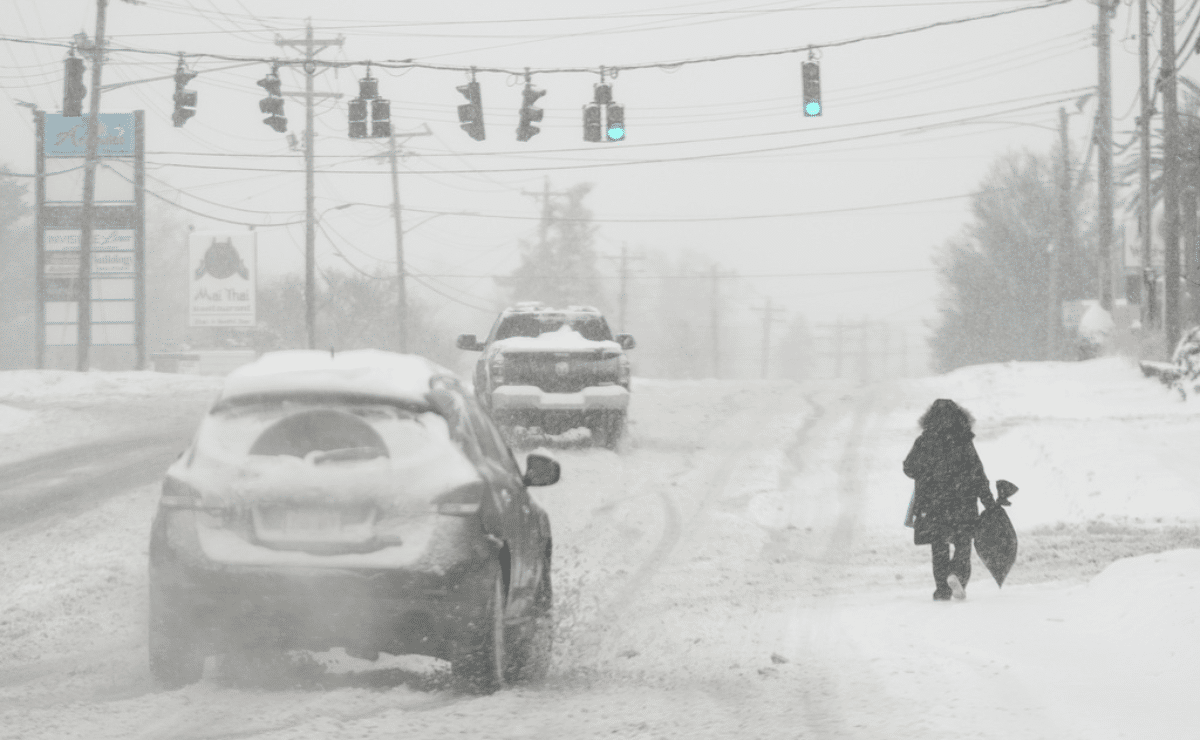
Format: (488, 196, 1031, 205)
(0, 370, 223, 402)
(892, 357, 1200, 528)
(0, 404, 35, 433)
(1168, 325, 1200, 400)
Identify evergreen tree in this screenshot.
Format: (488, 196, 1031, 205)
(929, 148, 1096, 372)
(0, 166, 32, 368)
(499, 182, 604, 309)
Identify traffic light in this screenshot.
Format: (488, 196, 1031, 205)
(802, 61, 821, 117)
(605, 103, 625, 142)
(257, 69, 286, 133)
(358, 75, 379, 101)
(517, 83, 545, 142)
(348, 98, 368, 139)
(63, 54, 86, 117)
(348, 73, 389, 139)
(593, 83, 612, 105)
(456, 80, 485, 141)
(371, 98, 391, 138)
(172, 62, 197, 128)
(583, 103, 602, 142)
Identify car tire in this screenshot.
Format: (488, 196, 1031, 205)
(451, 563, 507, 695)
(506, 560, 553, 684)
(148, 582, 205, 689)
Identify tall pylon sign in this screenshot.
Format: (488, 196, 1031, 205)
(35, 111, 146, 370)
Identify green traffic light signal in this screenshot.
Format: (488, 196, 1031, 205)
(802, 61, 821, 118)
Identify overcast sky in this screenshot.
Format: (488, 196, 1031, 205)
(0, 0, 1184, 356)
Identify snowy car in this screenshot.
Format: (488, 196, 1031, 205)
(147, 350, 560, 693)
(457, 303, 636, 448)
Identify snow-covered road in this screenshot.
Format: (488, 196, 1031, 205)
(1, 359, 1198, 739)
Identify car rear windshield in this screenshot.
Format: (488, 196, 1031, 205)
(196, 398, 452, 462)
(494, 314, 613, 341)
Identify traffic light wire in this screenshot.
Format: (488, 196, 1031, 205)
(0, 0, 1071, 78)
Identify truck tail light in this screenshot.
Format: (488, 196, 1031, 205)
(489, 354, 505, 385)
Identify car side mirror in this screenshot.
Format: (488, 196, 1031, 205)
(616, 333, 636, 350)
(456, 334, 483, 351)
(523, 453, 560, 487)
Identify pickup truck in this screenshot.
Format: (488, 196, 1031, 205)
(457, 303, 635, 448)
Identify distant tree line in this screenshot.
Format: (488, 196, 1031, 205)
(928, 147, 1097, 373)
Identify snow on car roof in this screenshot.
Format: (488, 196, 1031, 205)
(219, 349, 456, 404)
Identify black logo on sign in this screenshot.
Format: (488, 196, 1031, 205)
(194, 237, 249, 280)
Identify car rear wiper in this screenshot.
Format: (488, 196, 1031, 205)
(308, 447, 388, 464)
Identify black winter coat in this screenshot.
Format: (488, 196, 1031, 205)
(902, 429, 995, 545)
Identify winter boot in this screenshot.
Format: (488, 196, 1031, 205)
(947, 574, 966, 600)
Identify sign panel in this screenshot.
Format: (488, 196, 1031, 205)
(92, 252, 135, 274)
(189, 232, 257, 327)
(44, 159, 135, 203)
(43, 113, 135, 158)
(45, 252, 80, 276)
(45, 229, 135, 251)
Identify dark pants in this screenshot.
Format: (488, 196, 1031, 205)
(931, 533, 972, 596)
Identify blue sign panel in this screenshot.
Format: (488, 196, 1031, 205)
(43, 113, 135, 158)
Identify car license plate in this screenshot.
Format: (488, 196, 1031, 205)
(284, 508, 342, 533)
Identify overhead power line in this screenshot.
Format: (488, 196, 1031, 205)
(139, 92, 1088, 176)
(0, 0, 1073, 77)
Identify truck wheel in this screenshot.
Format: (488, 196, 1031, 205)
(451, 563, 507, 694)
(506, 561, 552, 684)
(592, 411, 625, 450)
(148, 584, 205, 689)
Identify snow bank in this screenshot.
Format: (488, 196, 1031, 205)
(0, 404, 34, 433)
(832, 548, 1200, 740)
(888, 357, 1200, 529)
(0, 370, 223, 402)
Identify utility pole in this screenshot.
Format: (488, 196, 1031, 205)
(521, 177, 569, 253)
(276, 22, 342, 350)
(711, 264, 720, 378)
(383, 125, 431, 353)
(602, 243, 644, 334)
(76, 1, 109, 371)
(1096, 0, 1115, 312)
(1049, 106, 1071, 360)
(833, 316, 844, 378)
(858, 317, 870, 383)
(1162, 0, 1182, 350)
(1138, 0, 1154, 329)
(751, 299, 786, 379)
(703, 263, 735, 378)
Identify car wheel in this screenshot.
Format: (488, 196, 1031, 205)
(148, 582, 205, 689)
(507, 560, 553, 684)
(451, 564, 506, 694)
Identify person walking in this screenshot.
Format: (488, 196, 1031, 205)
(903, 399, 995, 601)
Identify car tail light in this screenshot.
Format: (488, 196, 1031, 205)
(618, 355, 631, 386)
(433, 481, 488, 516)
(159, 476, 203, 509)
(489, 354, 505, 385)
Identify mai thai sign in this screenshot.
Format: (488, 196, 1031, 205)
(188, 231, 257, 327)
